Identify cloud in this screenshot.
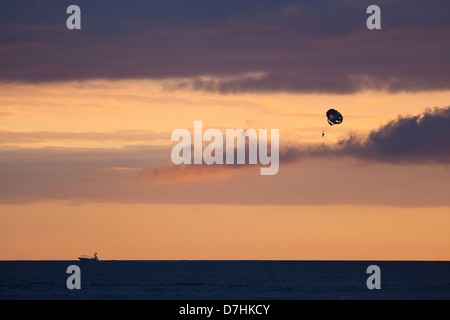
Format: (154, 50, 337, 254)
(138, 162, 237, 184)
(282, 106, 450, 165)
(0, 138, 448, 206)
(1, 0, 449, 93)
(0, 107, 448, 205)
(135, 137, 272, 183)
(135, 106, 450, 184)
(337, 107, 450, 164)
(0, 111, 14, 118)
(0, 144, 169, 204)
(0, 129, 170, 145)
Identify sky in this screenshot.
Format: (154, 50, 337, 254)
(0, 0, 449, 260)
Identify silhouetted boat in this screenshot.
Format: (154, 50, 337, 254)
(78, 252, 99, 262)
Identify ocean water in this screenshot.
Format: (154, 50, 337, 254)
(0, 261, 449, 300)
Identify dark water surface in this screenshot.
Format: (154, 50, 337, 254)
(1, 261, 449, 300)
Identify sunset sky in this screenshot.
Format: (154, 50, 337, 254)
(0, 0, 449, 260)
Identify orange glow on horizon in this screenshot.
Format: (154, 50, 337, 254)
(1, 202, 449, 261)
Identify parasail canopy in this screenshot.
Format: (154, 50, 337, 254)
(326, 109, 343, 126)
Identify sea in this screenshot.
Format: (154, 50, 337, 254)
(1, 260, 449, 300)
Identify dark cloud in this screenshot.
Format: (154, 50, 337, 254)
(338, 107, 450, 164)
(1, 0, 449, 93)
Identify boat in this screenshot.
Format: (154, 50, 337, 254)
(78, 252, 99, 262)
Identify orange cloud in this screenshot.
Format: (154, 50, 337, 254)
(137, 161, 241, 184)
